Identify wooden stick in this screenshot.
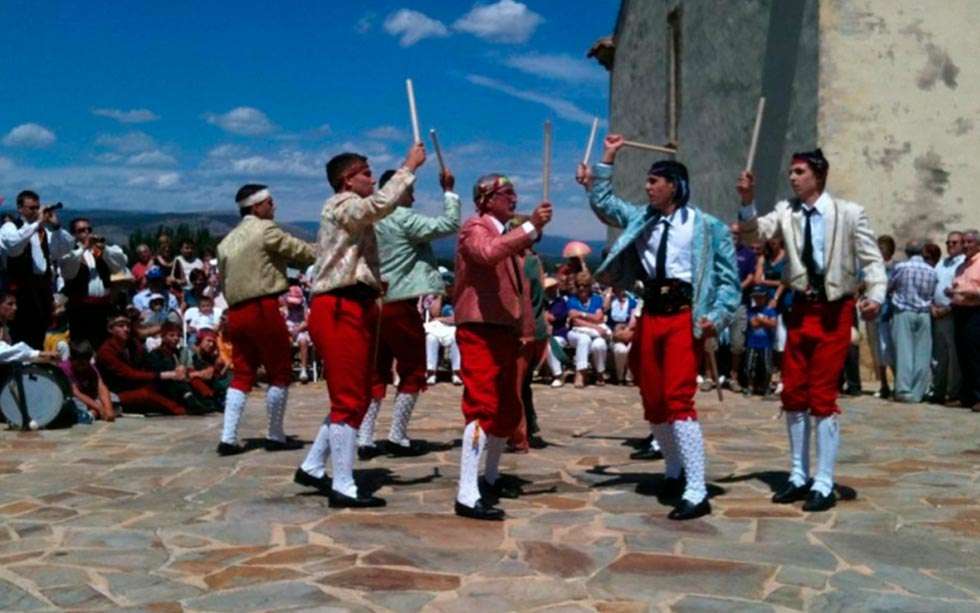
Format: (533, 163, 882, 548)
(622, 140, 677, 155)
(745, 97, 766, 172)
(405, 79, 421, 144)
(582, 117, 599, 165)
(542, 120, 552, 202)
(429, 129, 446, 174)
(706, 348, 724, 402)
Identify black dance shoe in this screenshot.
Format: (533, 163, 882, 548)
(264, 437, 304, 452)
(293, 468, 331, 492)
(385, 439, 429, 457)
(357, 444, 386, 461)
(772, 482, 810, 504)
(802, 490, 836, 512)
(328, 490, 387, 508)
(528, 435, 547, 449)
(480, 476, 522, 499)
(216, 442, 247, 456)
(668, 498, 711, 520)
(630, 447, 664, 461)
(454, 499, 505, 521)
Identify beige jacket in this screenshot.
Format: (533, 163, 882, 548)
(310, 167, 415, 295)
(740, 194, 886, 304)
(218, 215, 316, 307)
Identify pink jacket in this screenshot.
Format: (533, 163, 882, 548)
(453, 214, 535, 335)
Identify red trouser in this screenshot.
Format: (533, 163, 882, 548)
(457, 323, 522, 438)
(226, 295, 293, 392)
(309, 292, 379, 428)
(116, 388, 186, 415)
(371, 299, 427, 400)
(781, 297, 854, 417)
(631, 310, 701, 424)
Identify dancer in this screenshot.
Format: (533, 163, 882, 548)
(357, 166, 460, 459)
(736, 148, 885, 511)
(578, 134, 740, 520)
(215, 184, 316, 456)
(294, 143, 426, 508)
(452, 174, 552, 520)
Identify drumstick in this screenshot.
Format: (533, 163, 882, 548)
(543, 120, 552, 202)
(622, 140, 677, 155)
(406, 79, 421, 144)
(582, 117, 599, 165)
(745, 97, 766, 172)
(429, 129, 446, 174)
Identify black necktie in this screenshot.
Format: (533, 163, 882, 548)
(655, 219, 670, 281)
(801, 207, 819, 288)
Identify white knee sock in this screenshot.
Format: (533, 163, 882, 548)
(358, 399, 382, 448)
(457, 421, 487, 507)
(672, 419, 708, 504)
(812, 415, 839, 496)
(299, 420, 331, 478)
(652, 423, 680, 478)
(483, 435, 505, 484)
(329, 423, 358, 497)
(387, 392, 418, 447)
(265, 386, 288, 442)
(784, 411, 811, 487)
(220, 388, 248, 444)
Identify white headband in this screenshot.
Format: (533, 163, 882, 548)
(237, 188, 271, 209)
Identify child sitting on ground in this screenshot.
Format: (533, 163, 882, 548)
(60, 340, 115, 422)
(147, 321, 219, 413)
(191, 329, 231, 402)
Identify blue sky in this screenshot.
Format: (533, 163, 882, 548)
(0, 1, 618, 238)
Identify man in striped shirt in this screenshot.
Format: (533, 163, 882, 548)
(888, 240, 938, 403)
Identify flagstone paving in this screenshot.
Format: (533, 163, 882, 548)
(0, 381, 978, 611)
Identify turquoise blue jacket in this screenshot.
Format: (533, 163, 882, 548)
(589, 162, 740, 339)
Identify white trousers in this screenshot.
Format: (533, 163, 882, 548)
(567, 329, 608, 372)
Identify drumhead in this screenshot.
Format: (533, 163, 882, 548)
(0, 365, 69, 429)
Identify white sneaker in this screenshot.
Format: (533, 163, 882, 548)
(452, 374, 463, 386)
(426, 374, 437, 385)
(551, 376, 564, 388)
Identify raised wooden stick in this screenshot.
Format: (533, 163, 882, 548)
(405, 79, 421, 144)
(582, 117, 599, 165)
(622, 139, 677, 155)
(745, 97, 766, 172)
(542, 120, 552, 202)
(429, 129, 446, 174)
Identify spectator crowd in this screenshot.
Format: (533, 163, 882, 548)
(0, 187, 978, 427)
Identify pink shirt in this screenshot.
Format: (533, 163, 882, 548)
(951, 253, 980, 306)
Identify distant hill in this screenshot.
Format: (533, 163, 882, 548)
(70, 209, 606, 267)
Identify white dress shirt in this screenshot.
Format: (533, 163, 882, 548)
(0, 220, 72, 275)
(934, 253, 965, 307)
(488, 216, 537, 239)
(59, 244, 128, 298)
(635, 207, 694, 282)
(740, 191, 831, 274)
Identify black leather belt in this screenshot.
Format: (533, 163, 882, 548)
(643, 279, 693, 315)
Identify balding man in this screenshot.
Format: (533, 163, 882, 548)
(888, 240, 938, 403)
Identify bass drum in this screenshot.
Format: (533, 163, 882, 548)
(0, 364, 72, 429)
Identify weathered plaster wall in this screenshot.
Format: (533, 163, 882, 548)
(609, 0, 819, 221)
(819, 0, 980, 242)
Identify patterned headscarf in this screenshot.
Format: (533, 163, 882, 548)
(472, 174, 512, 211)
(648, 160, 690, 207)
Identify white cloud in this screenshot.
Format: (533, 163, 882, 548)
(465, 74, 596, 125)
(127, 150, 177, 166)
(454, 0, 543, 44)
(355, 12, 374, 34)
(365, 125, 408, 141)
(204, 107, 277, 136)
(208, 144, 249, 159)
(3, 123, 56, 148)
(202, 148, 323, 179)
(95, 131, 157, 154)
(128, 172, 180, 189)
(504, 53, 607, 84)
(383, 9, 449, 46)
(92, 108, 159, 123)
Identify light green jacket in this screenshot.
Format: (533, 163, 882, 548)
(376, 191, 461, 302)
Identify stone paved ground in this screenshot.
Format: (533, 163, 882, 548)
(1, 380, 978, 612)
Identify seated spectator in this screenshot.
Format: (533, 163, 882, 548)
(544, 278, 571, 387)
(183, 268, 210, 309)
(744, 286, 778, 397)
(280, 284, 312, 382)
(133, 266, 179, 313)
(130, 243, 153, 289)
(176, 239, 204, 290)
(43, 294, 71, 360)
(604, 284, 637, 330)
(153, 234, 183, 289)
(191, 329, 231, 402)
(147, 321, 218, 413)
(60, 340, 115, 422)
(216, 312, 234, 370)
(0, 292, 59, 364)
(184, 294, 222, 346)
(96, 315, 188, 415)
(566, 272, 609, 387)
(424, 292, 462, 385)
(611, 308, 639, 384)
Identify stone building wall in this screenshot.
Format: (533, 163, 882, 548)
(818, 0, 980, 242)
